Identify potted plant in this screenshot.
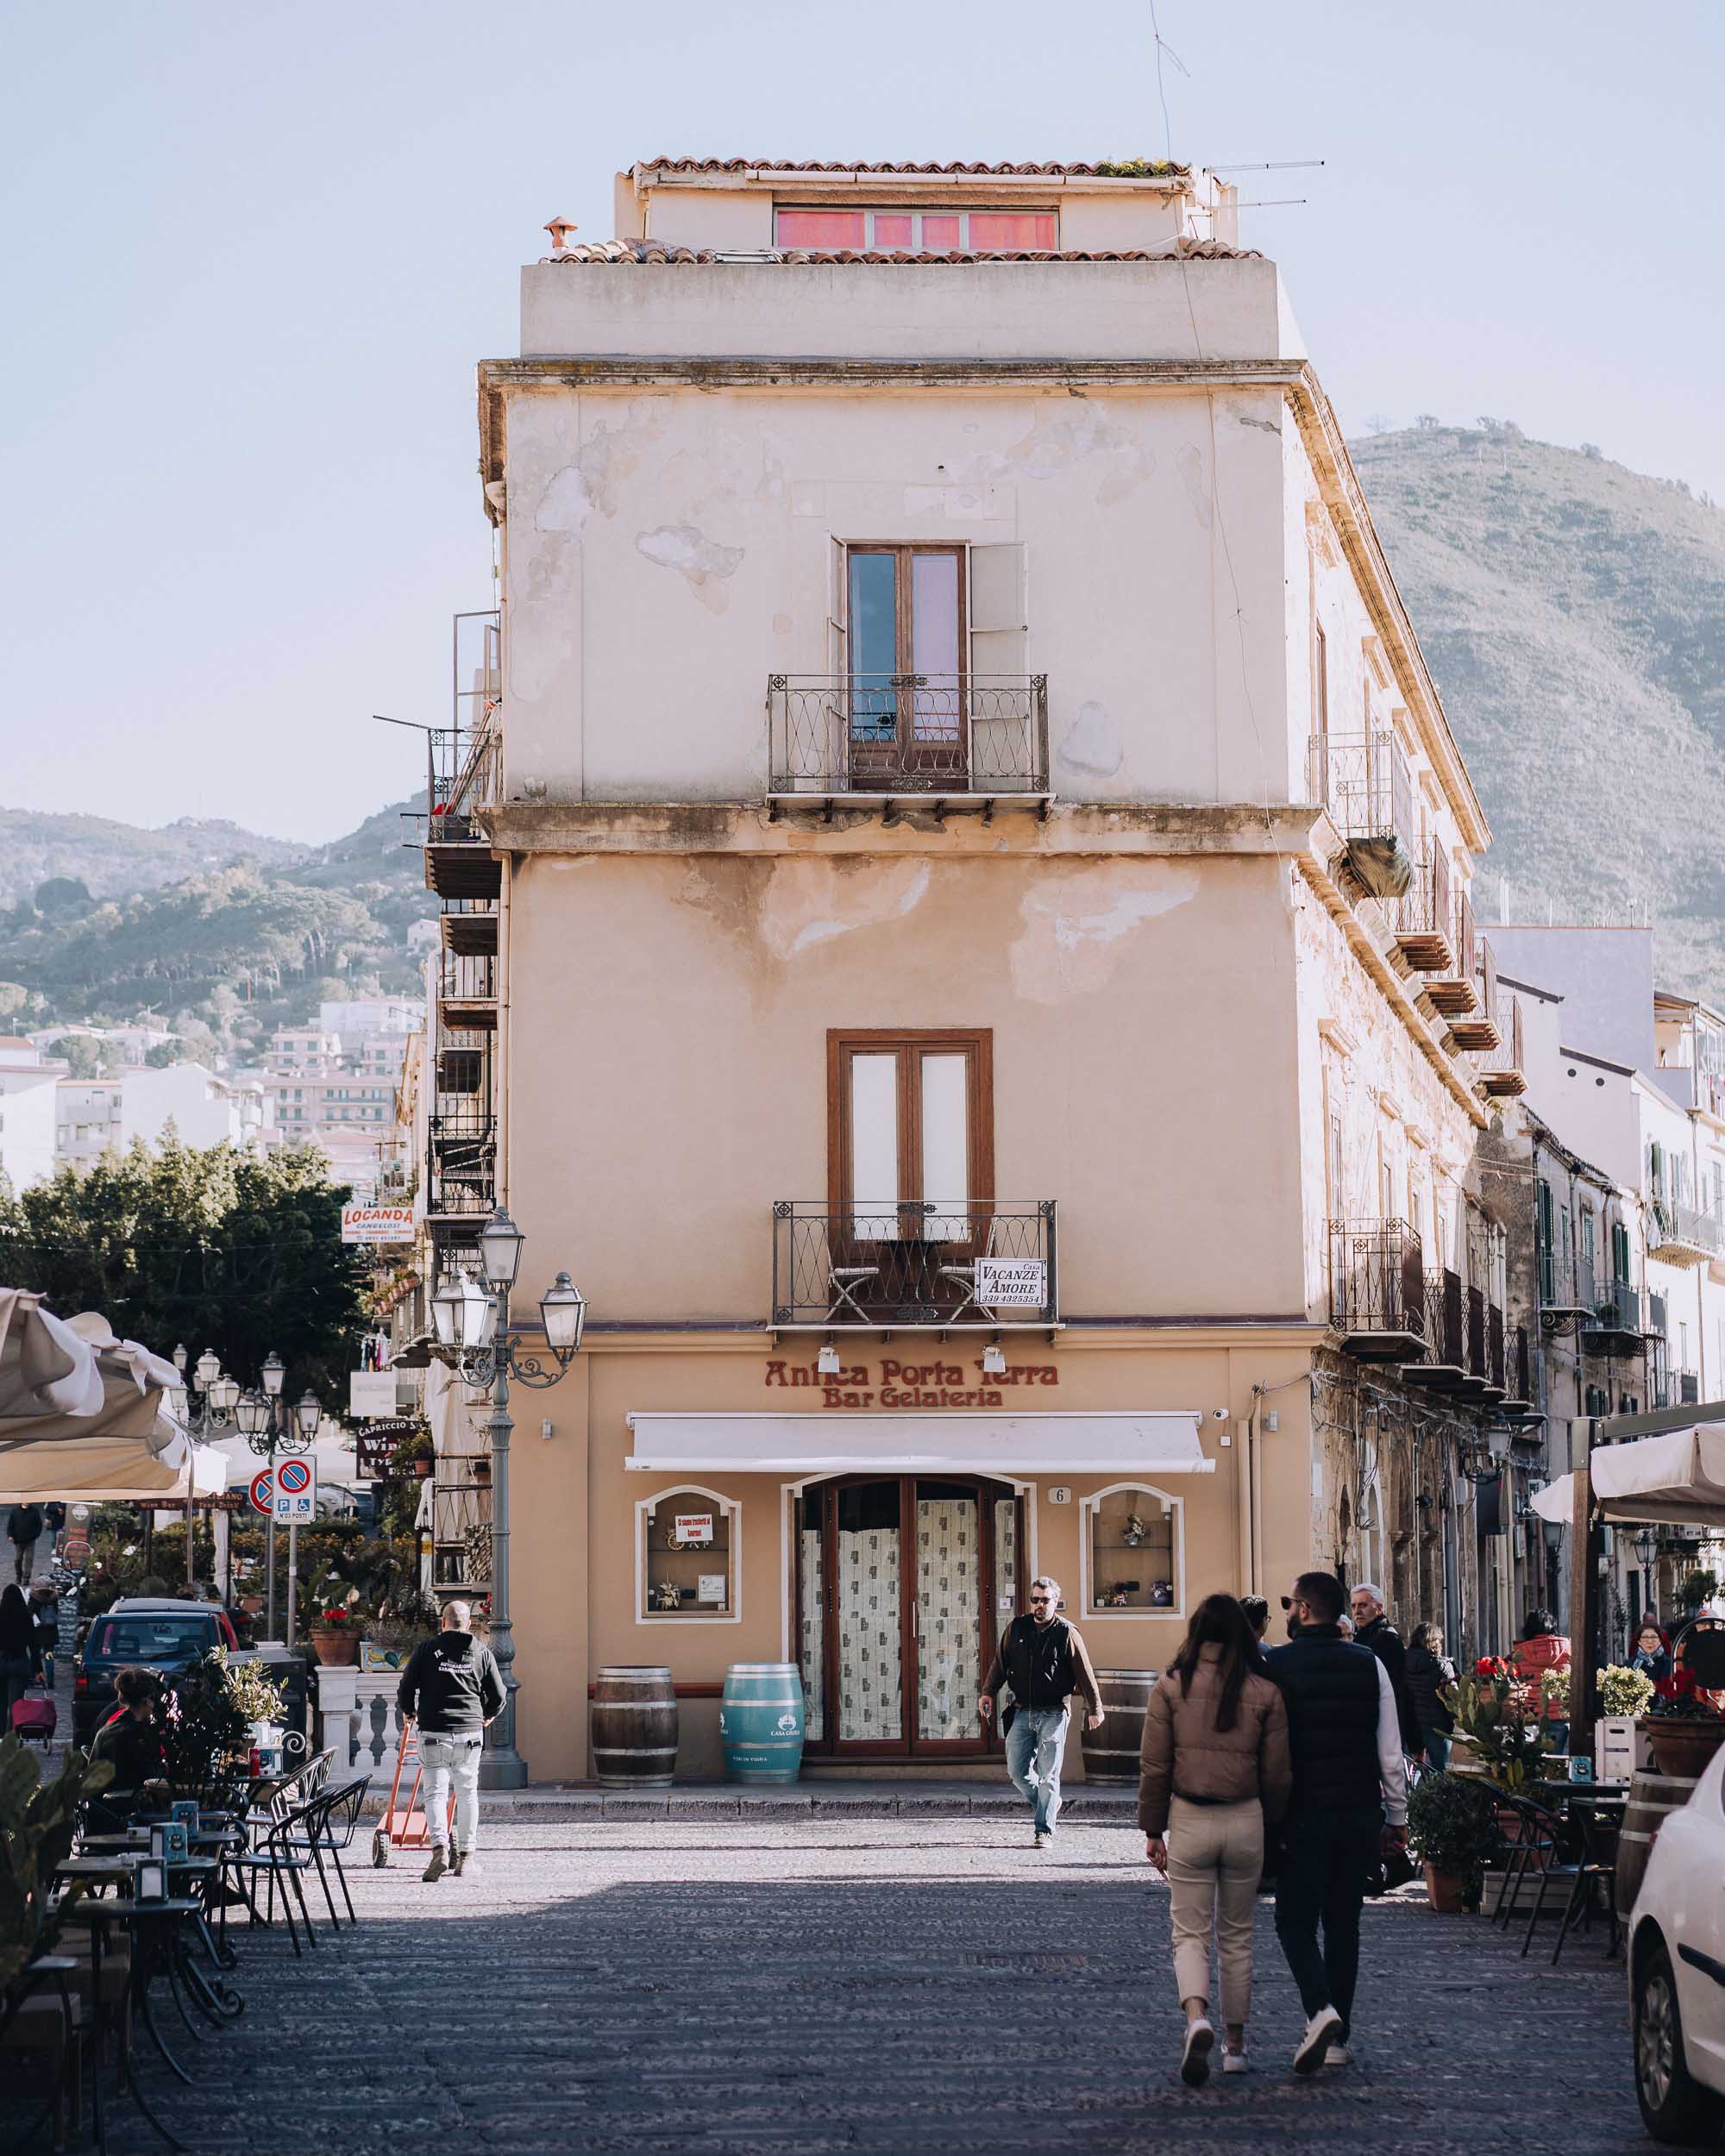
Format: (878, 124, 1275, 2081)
(0, 1737, 115, 1998)
(392, 1429, 435, 1481)
(1643, 1670, 1725, 1779)
(214, 1646, 287, 1766)
(1407, 1771, 1497, 1912)
(1440, 1659, 1553, 1790)
(307, 1604, 362, 1667)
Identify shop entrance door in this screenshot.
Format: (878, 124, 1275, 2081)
(795, 1474, 1021, 1758)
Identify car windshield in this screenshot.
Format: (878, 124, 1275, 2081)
(90, 1616, 211, 1662)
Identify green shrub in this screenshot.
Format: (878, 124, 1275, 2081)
(1406, 1772, 1497, 1909)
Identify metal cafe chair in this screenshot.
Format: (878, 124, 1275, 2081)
(1521, 1796, 1620, 1965)
(817, 1215, 881, 1323)
(1490, 1793, 1551, 1927)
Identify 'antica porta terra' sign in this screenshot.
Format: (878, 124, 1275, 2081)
(764, 1356, 1059, 1410)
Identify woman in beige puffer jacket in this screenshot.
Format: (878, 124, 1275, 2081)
(1139, 1592, 1292, 2084)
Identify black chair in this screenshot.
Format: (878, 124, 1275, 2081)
(1521, 1797, 1620, 1964)
(1490, 1794, 1552, 1927)
(233, 1799, 322, 1957)
(299, 1775, 370, 1928)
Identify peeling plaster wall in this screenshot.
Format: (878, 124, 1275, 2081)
(499, 382, 1293, 810)
(1291, 869, 1482, 1312)
(501, 847, 1304, 1323)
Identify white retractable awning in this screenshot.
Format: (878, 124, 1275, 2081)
(1534, 1426, 1725, 1530)
(624, 1411, 1215, 1478)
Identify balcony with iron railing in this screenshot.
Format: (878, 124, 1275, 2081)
(1309, 731, 1415, 901)
(1446, 934, 1502, 1056)
(427, 1100, 496, 1219)
(431, 1470, 493, 1595)
(1582, 1278, 1649, 1354)
(1421, 886, 1481, 1020)
(771, 1200, 1057, 1330)
(1477, 989, 1527, 1099)
(438, 951, 499, 1031)
(1647, 1194, 1725, 1267)
(768, 674, 1050, 802)
(422, 609, 503, 898)
(1389, 841, 1453, 973)
(1327, 1218, 1424, 1359)
(1652, 1368, 1703, 1412)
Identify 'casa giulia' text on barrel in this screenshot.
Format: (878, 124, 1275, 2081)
(592, 1665, 679, 1789)
(721, 1663, 806, 1785)
(1081, 1669, 1157, 1784)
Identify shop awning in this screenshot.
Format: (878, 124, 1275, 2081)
(1534, 1426, 1725, 1530)
(624, 1411, 1215, 1478)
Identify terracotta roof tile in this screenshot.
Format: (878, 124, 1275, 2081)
(637, 158, 1191, 179)
(543, 237, 1255, 266)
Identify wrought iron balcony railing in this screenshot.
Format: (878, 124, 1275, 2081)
(772, 1200, 1057, 1329)
(768, 674, 1049, 797)
(1647, 1194, 1725, 1264)
(1309, 731, 1415, 900)
(1477, 990, 1526, 1097)
(428, 1106, 496, 1219)
(1583, 1278, 1647, 1345)
(1389, 841, 1453, 971)
(1327, 1219, 1425, 1357)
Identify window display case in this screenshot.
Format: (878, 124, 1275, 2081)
(1086, 1487, 1178, 1613)
(640, 1488, 734, 1620)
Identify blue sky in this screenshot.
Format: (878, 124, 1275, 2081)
(3, 0, 1719, 843)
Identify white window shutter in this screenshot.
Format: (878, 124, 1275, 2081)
(968, 542, 1026, 678)
(826, 536, 848, 678)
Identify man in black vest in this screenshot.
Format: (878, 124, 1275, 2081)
(1265, 1570, 1408, 2073)
(978, 1576, 1104, 1848)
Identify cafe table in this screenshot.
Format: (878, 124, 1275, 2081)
(53, 1853, 188, 2150)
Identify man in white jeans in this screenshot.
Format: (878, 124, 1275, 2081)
(397, 1601, 505, 1882)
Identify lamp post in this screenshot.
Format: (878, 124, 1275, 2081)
(1635, 1526, 1659, 1632)
(430, 1206, 585, 1789)
(179, 1346, 319, 1640)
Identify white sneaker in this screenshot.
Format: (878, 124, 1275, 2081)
(1323, 2041, 1352, 2068)
(1033, 1829, 1051, 1848)
(1293, 2004, 1342, 2075)
(1222, 2046, 1251, 2075)
(1180, 2019, 1214, 2087)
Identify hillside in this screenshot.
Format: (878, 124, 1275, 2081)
(0, 809, 305, 908)
(1352, 425, 1725, 1002)
(0, 796, 434, 1043)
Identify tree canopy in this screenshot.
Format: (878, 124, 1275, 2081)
(0, 1137, 369, 1402)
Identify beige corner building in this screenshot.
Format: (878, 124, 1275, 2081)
(421, 158, 1527, 1783)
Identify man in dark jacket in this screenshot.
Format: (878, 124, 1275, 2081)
(1350, 1582, 1422, 1756)
(397, 1601, 505, 1882)
(978, 1576, 1104, 1848)
(7, 1504, 43, 1585)
(1267, 1572, 1408, 2075)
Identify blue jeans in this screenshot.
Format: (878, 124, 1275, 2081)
(1005, 1706, 1070, 1834)
(1423, 1730, 1451, 1772)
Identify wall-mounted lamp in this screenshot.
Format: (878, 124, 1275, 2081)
(817, 1342, 842, 1376)
(981, 1344, 1007, 1377)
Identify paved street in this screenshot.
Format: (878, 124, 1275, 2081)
(96, 1814, 1643, 2156)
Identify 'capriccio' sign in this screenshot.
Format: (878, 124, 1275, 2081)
(765, 1357, 1059, 1410)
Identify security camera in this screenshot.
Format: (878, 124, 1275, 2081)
(1212, 1408, 1230, 1421)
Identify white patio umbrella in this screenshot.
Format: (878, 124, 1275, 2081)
(1533, 1425, 1725, 1530)
(0, 1287, 103, 1420)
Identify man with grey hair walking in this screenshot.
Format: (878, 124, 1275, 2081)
(979, 1576, 1104, 1848)
(398, 1600, 505, 1882)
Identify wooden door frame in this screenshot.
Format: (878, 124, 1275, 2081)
(797, 1470, 1019, 1759)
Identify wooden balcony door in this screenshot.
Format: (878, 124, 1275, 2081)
(846, 546, 967, 788)
(795, 1475, 1022, 1758)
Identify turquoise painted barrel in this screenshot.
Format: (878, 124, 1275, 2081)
(721, 1663, 806, 1785)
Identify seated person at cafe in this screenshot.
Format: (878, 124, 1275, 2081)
(87, 1666, 170, 1826)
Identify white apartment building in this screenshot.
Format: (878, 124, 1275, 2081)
(119, 1062, 271, 1153)
(28, 1023, 179, 1068)
(0, 1040, 65, 1191)
(56, 1078, 123, 1170)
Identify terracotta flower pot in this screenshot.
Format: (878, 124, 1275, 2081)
(1423, 1862, 1468, 1914)
(309, 1628, 360, 1667)
(1645, 1717, 1725, 1781)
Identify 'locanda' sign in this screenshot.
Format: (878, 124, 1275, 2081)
(765, 1356, 1059, 1411)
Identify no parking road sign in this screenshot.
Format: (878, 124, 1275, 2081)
(248, 1470, 274, 1517)
(271, 1454, 317, 1524)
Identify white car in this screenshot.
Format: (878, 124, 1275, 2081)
(1630, 1741, 1725, 2141)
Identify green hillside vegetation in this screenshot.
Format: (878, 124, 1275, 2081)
(0, 809, 304, 907)
(1352, 423, 1725, 1001)
(0, 796, 433, 1053)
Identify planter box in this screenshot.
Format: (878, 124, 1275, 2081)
(1596, 1716, 1652, 1783)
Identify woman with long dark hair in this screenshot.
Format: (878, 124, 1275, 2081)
(1139, 1592, 1292, 2084)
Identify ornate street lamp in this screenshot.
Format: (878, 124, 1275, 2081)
(428, 1208, 586, 1789)
(1635, 1525, 1659, 1624)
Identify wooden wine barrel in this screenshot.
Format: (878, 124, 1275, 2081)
(1615, 1768, 1699, 1917)
(591, 1666, 679, 1789)
(1081, 1669, 1158, 1785)
(721, 1663, 806, 1786)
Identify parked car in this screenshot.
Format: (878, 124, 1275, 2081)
(72, 1596, 238, 1747)
(1629, 1740, 1725, 2141)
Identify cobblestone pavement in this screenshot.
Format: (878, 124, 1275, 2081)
(82, 1814, 1645, 2156)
